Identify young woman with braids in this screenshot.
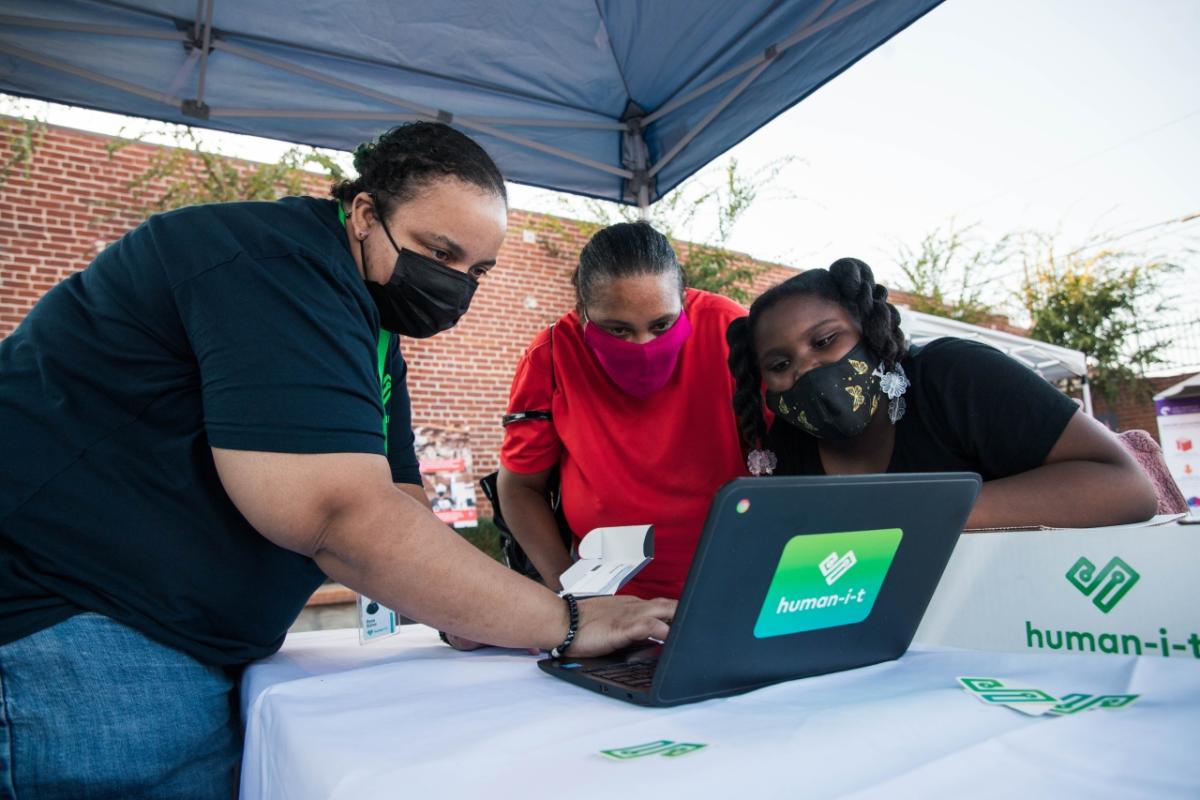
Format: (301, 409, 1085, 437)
(726, 258, 1157, 529)
(496, 221, 748, 600)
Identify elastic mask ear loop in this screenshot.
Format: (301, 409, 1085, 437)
(369, 192, 404, 257)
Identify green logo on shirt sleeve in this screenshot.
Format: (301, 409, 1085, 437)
(754, 528, 902, 638)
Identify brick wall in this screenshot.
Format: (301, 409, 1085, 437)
(1, 123, 151, 331)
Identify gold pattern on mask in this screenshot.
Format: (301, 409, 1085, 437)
(846, 385, 865, 411)
(778, 397, 791, 415)
(849, 359, 869, 375)
(798, 410, 816, 432)
(870, 393, 879, 416)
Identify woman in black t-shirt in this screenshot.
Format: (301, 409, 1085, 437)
(725, 258, 1157, 529)
(0, 122, 676, 799)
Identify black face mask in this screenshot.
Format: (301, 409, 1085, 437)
(765, 341, 882, 440)
(362, 215, 477, 338)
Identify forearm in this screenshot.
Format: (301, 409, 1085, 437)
(967, 460, 1158, 529)
(501, 482, 573, 590)
(316, 487, 569, 650)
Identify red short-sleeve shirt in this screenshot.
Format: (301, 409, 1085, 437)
(500, 289, 749, 599)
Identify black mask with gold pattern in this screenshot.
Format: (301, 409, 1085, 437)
(766, 341, 882, 440)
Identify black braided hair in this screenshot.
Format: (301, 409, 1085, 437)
(726, 257, 906, 450)
(825, 258, 906, 368)
(330, 122, 506, 217)
(726, 316, 767, 451)
(572, 221, 685, 312)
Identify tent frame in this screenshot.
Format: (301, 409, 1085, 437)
(0, 0, 883, 211)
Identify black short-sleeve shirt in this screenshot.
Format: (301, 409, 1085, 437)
(768, 338, 1079, 479)
(0, 196, 420, 666)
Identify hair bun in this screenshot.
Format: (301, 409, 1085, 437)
(331, 122, 505, 208)
(828, 257, 876, 318)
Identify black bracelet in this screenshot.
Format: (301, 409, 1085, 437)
(549, 593, 579, 658)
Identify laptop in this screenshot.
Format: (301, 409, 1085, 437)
(539, 472, 981, 706)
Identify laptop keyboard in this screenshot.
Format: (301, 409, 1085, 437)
(580, 660, 658, 690)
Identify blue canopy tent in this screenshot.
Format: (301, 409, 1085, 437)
(0, 0, 941, 207)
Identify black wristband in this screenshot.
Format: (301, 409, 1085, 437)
(549, 593, 579, 658)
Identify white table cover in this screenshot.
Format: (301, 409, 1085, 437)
(240, 626, 1199, 799)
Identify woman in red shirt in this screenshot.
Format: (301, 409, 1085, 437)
(499, 221, 748, 599)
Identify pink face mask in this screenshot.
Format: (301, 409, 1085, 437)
(583, 310, 693, 399)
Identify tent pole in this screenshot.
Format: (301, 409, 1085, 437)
(212, 39, 633, 179)
(649, 58, 771, 179)
(457, 118, 633, 179)
(182, 0, 215, 119)
(621, 110, 654, 210)
(195, 0, 214, 107)
(641, 0, 870, 127)
(0, 14, 185, 41)
(443, 116, 625, 130)
(1081, 377, 1094, 417)
(209, 108, 623, 129)
(165, 49, 202, 101)
(641, 0, 877, 181)
(212, 108, 422, 120)
(0, 41, 178, 105)
(214, 41, 448, 118)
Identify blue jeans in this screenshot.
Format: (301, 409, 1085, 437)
(0, 613, 240, 799)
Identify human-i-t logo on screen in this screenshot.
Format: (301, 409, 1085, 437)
(754, 529, 903, 638)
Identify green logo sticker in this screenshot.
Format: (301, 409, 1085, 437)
(958, 677, 1058, 714)
(600, 740, 708, 760)
(1046, 693, 1140, 715)
(754, 528, 902, 639)
(1066, 556, 1140, 613)
(958, 676, 1140, 716)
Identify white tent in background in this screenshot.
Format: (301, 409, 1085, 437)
(900, 309, 1093, 414)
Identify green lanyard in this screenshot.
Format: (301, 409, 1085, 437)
(377, 329, 392, 454)
(340, 204, 392, 454)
